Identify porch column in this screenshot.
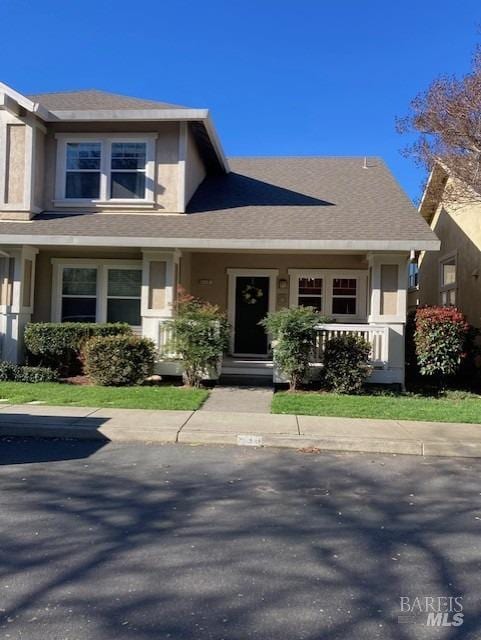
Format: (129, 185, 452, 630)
(140, 249, 181, 348)
(0, 246, 38, 363)
(367, 253, 410, 386)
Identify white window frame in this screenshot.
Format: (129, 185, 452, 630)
(439, 251, 457, 306)
(52, 259, 143, 329)
(288, 269, 368, 321)
(54, 133, 157, 206)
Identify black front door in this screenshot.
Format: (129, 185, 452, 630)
(234, 276, 269, 354)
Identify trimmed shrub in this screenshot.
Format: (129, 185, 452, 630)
(414, 306, 469, 383)
(83, 335, 155, 386)
(0, 361, 57, 383)
(168, 290, 230, 388)
(323, 334, 372, 394)
(260, 307, 325, 391)
(24, 322, 132, 375)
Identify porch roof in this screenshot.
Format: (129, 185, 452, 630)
(0, 157, 439, 251)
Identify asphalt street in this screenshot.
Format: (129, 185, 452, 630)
(0, 438, 480, 639)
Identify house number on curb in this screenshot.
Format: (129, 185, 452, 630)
(237, 434, 263, 447)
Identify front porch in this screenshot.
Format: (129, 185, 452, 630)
(0, 245, 409, 386)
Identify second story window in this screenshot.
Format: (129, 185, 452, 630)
(66, 143, 101, 199)
(440, 253, 457, 305)
(56, 134, 156, 204)
(110, 143, 146, 199)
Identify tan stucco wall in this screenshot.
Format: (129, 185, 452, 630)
(33, 128, 45, 209)
(184, 127, 206, 206)
(5, 124, 25, 204)
(32, 248, 142, 322)
(419, 198, 481, 327)
(188, 252, 368, 311)
(43, 121, 181, 212)
(380, 264, 398, 315)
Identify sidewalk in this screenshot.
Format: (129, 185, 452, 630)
(1, 403, 481, 458)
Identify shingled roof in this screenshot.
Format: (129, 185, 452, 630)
(27, 89, 191, 111)
(0, 157, 439, 250)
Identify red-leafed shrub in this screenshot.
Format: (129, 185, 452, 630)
(414, 306, 469, 381)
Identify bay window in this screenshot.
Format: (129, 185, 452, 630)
(55, 135, 156, 203)
(53, 261, 142, 328)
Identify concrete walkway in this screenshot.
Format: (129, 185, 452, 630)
(200, 386, 273, 413)
(0, 403, 481, 458)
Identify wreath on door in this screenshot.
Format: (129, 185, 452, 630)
(242, 284, 264, 305)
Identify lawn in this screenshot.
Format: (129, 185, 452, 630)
(0, 382, 208, 411)
(272, 390, 481, 424)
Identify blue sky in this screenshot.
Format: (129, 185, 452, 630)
(3, 0, 480, 201)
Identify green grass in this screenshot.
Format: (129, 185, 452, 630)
(0, 382, 208, 411)
(272, 390, 481, 423)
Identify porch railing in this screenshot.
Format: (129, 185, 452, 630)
(157, 317, 222, 360)
(312, 323, 389, 368)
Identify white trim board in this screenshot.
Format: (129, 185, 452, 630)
(0, 236, 441, 252)
(227, 268, 278, 355)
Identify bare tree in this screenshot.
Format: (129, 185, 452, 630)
(397, 46, 481, 203)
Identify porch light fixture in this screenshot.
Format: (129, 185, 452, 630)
(278, 278, 288, 289)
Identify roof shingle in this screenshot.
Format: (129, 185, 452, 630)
(27, 89, 191, 111)
(0, 157, 438, 249)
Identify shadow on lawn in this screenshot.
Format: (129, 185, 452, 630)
(0, 442, 480, 639)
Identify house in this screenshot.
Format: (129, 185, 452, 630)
(415, 164, 481, 328)
(0, 82, 439, 386)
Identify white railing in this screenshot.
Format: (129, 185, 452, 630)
(158, 317, 177, 358)
(312, 323, 389, 367)
(157, 317, 222, 360)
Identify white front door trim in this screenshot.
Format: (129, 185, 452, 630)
(226, 268, 278, 355)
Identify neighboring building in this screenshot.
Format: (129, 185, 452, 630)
(417, 164, 481, 328)
(0, 82, 439, 385)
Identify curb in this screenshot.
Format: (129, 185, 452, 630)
(1, 421, 481, 458)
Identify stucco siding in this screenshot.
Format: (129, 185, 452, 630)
(188, 252, 368, 311)
(419, 200, 481, 327)
(184, 127, 206, 206)
(43, 121, 181, 212)
(32, 248, 142, 322)
(5, 124, 25, 204)
(33, 128, 45, 209)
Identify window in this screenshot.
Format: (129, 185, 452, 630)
(408, 262, 419, 289)
(65, 143, 101, 199)
(107, 268, 142, 326)
(332, 278, 357, 315)
(289, 270, 365, 319)
(440, 254, 457, 305)
(110, 143, 146, 199)
(55, 262, 142, 326)
(297, 277, 323, 310)
(61, 267, 97, 322)
(56, 135, 155, 202)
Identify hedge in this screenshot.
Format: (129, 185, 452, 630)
(0, 361, 58, 383)
(24, 322, 132, 375)
(414, 306, 469, 381)
(83, 335, 155, 386)
(323, 334, 372, 394)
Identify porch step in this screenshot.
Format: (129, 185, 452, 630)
(221, 357, 274, 378)
(218, 374, 274, 387)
